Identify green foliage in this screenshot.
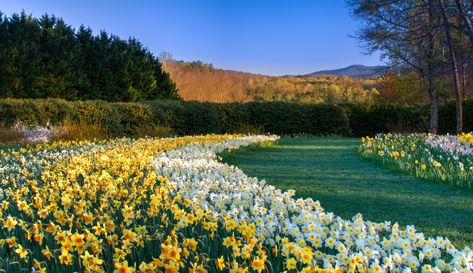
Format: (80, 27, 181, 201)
(438, 100, 473, 134)
(0, 11, 178, 101)
(1, 98, 470, 138)
(0, 99, 351, 137)
(344, 103, 429, 137)
(215, 103, 251, 133)
(147, 100, 221, 135)
(244, 102, 350, 135)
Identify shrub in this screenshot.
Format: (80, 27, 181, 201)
(438, 100, 473, 134)
(2, 98, 471, 139)
(0, 125, 24, 144)
(56, 120, 110, 141)
(344, 103, 428, 137)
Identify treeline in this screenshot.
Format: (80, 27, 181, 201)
(163, 58, 462, 105)
(0, 11, 179, 101)
(348, 0, 473, 133)
(1, 98, 472, 137)
(163, 59, 383, 104)
(246, 75, 380, 104)
(163, 60, 254, 102)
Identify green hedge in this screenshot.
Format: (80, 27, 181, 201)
(343, 101, 472, 136)
(0, 99, 350, 137)
(343, 103, 429, 137)
(438, 100, 473, 134)
(0, 98, 470, 137)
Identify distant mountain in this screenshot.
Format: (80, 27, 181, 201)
(308, 65, 386, 78)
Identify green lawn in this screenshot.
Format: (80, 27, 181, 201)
(222, 137, 473, 248)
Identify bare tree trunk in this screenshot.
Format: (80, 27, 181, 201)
(440, 0, 463, 133)
(455, 0, 473, 46)
(463, 61, 471, 100)
(427, 76, 439, 134)
(428, 0, 439, 134)
(461, 61, 467, 100)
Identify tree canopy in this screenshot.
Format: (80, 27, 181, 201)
(0, 11, 179, 101)
(347, 0, 473, 133)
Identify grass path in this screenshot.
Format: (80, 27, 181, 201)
(222, 137, 473, 248)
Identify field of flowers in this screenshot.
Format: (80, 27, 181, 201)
(1, 134, 472, 273)
(359, 133, 473, 189)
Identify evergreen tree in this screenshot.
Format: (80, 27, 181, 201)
(0, 11, 179, 101)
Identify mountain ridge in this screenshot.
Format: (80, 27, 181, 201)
(307, 64, 386, 78)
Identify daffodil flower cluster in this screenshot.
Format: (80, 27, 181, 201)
(1, 134, 472, 273)
(458, 133, 473, 146)
(360, 134, 473, 189)
(1, 135, 246, 273)
(425, 133, 473, 158)
(154, 135, 472, 273)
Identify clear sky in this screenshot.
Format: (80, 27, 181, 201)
(1, 0, 381, 76)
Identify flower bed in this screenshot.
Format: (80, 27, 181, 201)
(359, 133, 473, 189)
(0, 135, 472, 273)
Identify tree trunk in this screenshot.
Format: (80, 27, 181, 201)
(454, 0, 473, 47)
(427, 79, 439, 134)
(440, 0, 463, 133)
(462, 62, 468, 100)
(427, 0, 439, 134)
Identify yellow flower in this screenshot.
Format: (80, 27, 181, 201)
(138, 262, 155, 273)
(272, 245, 278, 255)
(184, 238, 198, 251)
(372, 264, 382, 273)
(189, 263, 208, 273)
(114, 260, 135, 273)
(250, 256, 266, 273)
(216, 256, 226, 271)
(421, 164, 427, 170)
(42, 246, 52, 260)
(4, 216, 17, 231)
(300, 247, 313, 264)
(164, 261, 180, 273)
(59, 250, 73, 265)
(287, 258, 297, 270)
(6, 237, 16, 248)
(160, 243, 181, 263)
(15, 244, 28, 260)
(223, 236, 236, 247)
(70, 232, 85, 248)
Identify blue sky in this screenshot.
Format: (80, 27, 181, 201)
(1, 0, 381, 76)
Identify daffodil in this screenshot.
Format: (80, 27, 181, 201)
(216, 256, 226, 271)
(14, 244, 28, 260)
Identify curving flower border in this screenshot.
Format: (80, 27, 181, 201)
(0, 134, 471, 273)
(155, 135, 472, 273)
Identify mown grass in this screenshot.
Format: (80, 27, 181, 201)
(222, 137, 473, 248)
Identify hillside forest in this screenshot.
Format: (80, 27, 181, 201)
(162, 59, 470, 105)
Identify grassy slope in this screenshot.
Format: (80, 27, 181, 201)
(222, 137, 473, 248)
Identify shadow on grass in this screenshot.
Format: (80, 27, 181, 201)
(222, 137, 473, 248)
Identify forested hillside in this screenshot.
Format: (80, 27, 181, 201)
(163, 59, 442, 104)
(0, 11, 178, 101)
